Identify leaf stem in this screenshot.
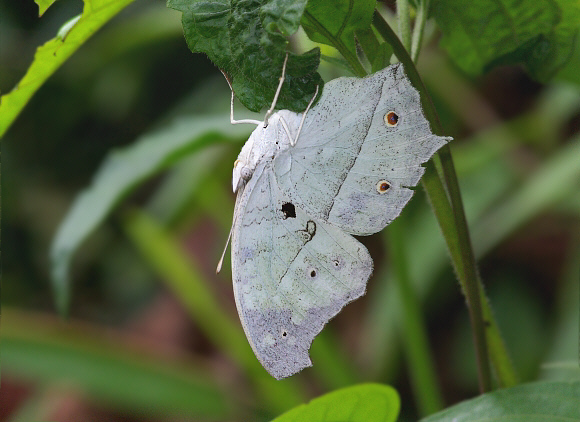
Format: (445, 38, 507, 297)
(372, 10, 494, 393)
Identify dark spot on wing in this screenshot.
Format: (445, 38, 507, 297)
(296, 220, 316, 243)
(281, 202, 296, 219)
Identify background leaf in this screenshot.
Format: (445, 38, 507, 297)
(35, 0, 58, 16)
(421, 380, 580, 421)
(167, 0, 323, 112)
(301, 0, 376, 76)
(50, 116, 251, 315)
(432, 0, 579, 81)
(273, 384, 400, 422)
(0, 0, 136, 137)
(3, 308, 232, 419)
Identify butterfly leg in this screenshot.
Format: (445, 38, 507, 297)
(221, 69, 263, 126)
(263, 53, 289, 127)
(279, 117, 293, 142)
(291, 84, 319, 146)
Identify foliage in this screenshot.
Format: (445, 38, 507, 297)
(273, 384, 400, 421)
(167, 0, 323, 112)
(3, 0, 579, 420)
(422, 380, 580, 421)
(50, 116, 251, 315)
(0, 0, 136, 137)
(432, 0, 580, 81)
(433, 0, 580, 81)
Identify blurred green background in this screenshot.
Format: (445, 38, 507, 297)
(2, 0, 580, 421)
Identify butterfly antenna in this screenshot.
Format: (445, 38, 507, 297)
(216, 222, 234, 274)
(292, 84, 319, 146)
(263, 53, 289, 127)
(216, 190, 243, 274)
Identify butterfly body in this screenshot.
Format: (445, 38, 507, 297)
(233, 111, 301, 193)
(230, 63, 450, 379)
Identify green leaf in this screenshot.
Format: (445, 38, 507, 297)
(35, 0, 58, 16)
(273, 384, 400, 422)
(533, 0, 580, 81)
(0, 0, 136, 138)
(421, 380, 580, 421)
(301, 0, 375, 77)
(3, 308, 232, 419)
(50, 116, 251, 316)
(167, 0, 323, 112)
(432, 0, 579, 81)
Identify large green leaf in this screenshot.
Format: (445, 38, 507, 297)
(432, 0, 580, 81)
(50, 116, 251, 316)
(301, 0, 375, 76)
(421, 380, 580, 421)
(168, 0, 323, 112)
(3, 308, 232, 419)
(0, 0, 136, 138)
(273, 384, 400, 422)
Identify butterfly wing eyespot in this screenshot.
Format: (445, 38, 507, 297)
(376, 180, 391, 194)
(384, 111, 399, 127)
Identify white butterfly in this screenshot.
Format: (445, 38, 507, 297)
(218, 56, 451, 379)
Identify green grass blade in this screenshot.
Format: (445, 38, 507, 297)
(3, 308, 232, 419)
(473, 133, 580, 257)
(50, 117, 250, 317)
(387, 219, 444, 416)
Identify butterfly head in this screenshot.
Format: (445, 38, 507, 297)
(233, 159, 253, 193)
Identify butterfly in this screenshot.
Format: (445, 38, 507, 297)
(217, 56, 451, 379)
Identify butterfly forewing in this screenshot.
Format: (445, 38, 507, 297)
(274, 64, 451, 235)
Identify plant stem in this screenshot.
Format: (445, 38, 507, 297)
(411, 0, 430, 62)
(397, 0, 412, 51)
(372, 9, 494, 393)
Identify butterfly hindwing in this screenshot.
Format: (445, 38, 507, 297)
(232, 162, 373, 379)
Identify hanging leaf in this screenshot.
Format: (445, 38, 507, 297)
(168, 0, 323, 112)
